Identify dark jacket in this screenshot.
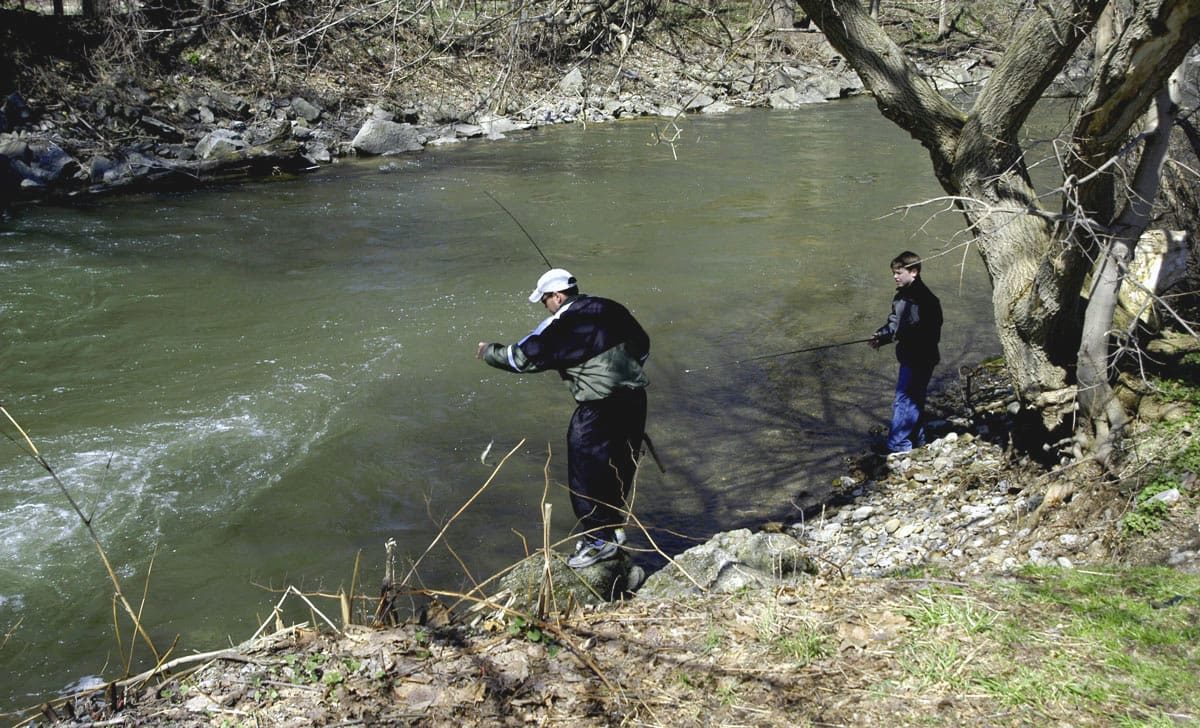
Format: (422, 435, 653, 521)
(873, 278, 942, 366)
(482, 294, 650, 402)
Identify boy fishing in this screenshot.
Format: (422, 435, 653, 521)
(868, 251, 943, 455)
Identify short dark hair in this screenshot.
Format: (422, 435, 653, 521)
(891, 251, 922, 272)
(561, 285, 579, 297)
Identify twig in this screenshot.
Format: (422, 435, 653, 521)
(398, 439, 525, 588)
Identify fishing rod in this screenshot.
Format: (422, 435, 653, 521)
(684, 337, 875, 373)
(483, 189, 553, 269)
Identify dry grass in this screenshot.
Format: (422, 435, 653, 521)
(26, 567, 1198, 727)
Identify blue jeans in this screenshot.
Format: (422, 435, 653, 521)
(888, 361, 934, 453)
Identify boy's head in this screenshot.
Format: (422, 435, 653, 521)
(890, 251, 922, 288)
(890, 251, 922, 273)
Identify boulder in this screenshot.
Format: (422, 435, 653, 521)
(1114, 230, 1192, 331)
(290, 96, 322, 123)
(498, 550, 644, 613)
(351, 118, 424, 155)
(559, 68, 585, 94)
(769, 87, 825, 108)
(7, 140, 83, 188)
(477, 115, 530, 140)
(638, 529, 817, 600)
(195, 129, 248, 159)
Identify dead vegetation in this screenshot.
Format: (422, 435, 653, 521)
(27, 563, 1200, 727)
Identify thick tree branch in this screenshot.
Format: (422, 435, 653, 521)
(1074, 0, 1200, 162)
(794, 0, 965, 187)
(968, 0, 1106, 142)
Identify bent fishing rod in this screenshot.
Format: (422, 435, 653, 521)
(483, 189, 553, 270)
(482, 189, 668, 473)
(684, 337, 875, 373)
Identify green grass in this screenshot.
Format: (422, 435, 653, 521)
(904, 567, 1200, 722)
(775, 627, 832, 666)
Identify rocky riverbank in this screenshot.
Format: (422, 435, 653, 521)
(1, 5, 1020, 205)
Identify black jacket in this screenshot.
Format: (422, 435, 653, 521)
(482, 294, 650, 402)
(873, 278, 942, 366)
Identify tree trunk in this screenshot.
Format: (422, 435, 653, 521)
(80, 0, 106, 17)
(770, 0, 795, 30)
(1076, 68, 1184, 462)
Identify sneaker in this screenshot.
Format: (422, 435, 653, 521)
(567, 537, 619, 569)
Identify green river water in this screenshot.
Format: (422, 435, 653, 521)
(0, 98, 999, 710)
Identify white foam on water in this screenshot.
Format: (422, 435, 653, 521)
(0, 363, 364, 574)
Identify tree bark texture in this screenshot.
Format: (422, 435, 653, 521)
(795, 0, 1200, 439)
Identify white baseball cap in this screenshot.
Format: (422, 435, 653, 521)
(528, 268, 577, 303)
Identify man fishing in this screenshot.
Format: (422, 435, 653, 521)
(476, 268, 650, 569)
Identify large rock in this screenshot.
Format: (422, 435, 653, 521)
(195, 129, 248, 159)
(1114, 229, 1192, 331)
(638, 529, 817, 600)
(559, 68, 585, 94)
(476, 115, 531, 140)
(769, 87, 826, 108)
(4, 140, 82, 188)
(351, 119, 425, 155)
(498, 549, 643, 613)
(290, 96, 322, 123)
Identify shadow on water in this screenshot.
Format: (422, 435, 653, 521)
(630, 324, 998, 568)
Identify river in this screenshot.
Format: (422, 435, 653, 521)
(0, 98, 999, 710)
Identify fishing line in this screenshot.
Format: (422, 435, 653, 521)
(483, 189, 553, 269)
(684, 337, 875, 373)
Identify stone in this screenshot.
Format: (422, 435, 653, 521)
(351, 119, 424, 155)
(894, 523, 920, 539)
(499, 549, 636, 612)
(195, 129, 247, 159)
(639, 529, 816, 599)
(559, 68, 585, 93)
(1147, 488, 1181, 506)
(850, 506, 874, 521)
(291, 96, 322, 122)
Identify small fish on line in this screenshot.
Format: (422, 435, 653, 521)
(480, 439, 494, 465)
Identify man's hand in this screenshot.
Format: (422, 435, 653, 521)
(868, 337, 881, 350)
(476, 342, 489, 360)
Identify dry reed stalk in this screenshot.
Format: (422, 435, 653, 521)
(125, 545, 159, 672)
(398, 438, 526, 588)
(537, 501, 554, 620)
(348, 548, 362, 626)
(248, 584, 303, 642)
(1, 406, 163, 664)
